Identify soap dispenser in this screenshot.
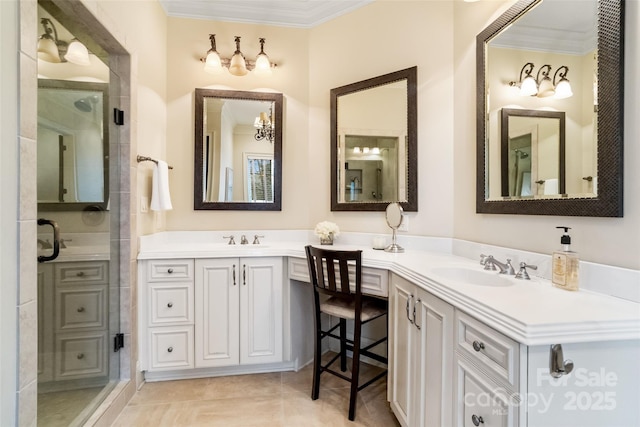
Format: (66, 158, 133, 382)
(552, 226, 579, 291)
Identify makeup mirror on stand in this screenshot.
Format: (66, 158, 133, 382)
(384, 202, 404, 253)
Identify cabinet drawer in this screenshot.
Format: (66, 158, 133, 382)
(56, 262, 108, 285)
(149, 326, 194, 370)
(455, 356, 519, 427)
(56, 286, 107, 331)
(54, 331, 108, 380)
(149, 283, 193, 326)
(147, 259, 193, 282)
(455, 311, 519, 389)
(288, 257, 388, 298)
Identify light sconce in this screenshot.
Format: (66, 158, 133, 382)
(352, 145, 381, 154)
(37, 18, 91, 65)
(254, 106, 275, 142)
(202, 34, 276, 76)
(509, 63, 572, 99)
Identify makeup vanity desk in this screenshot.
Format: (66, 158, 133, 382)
(137, 232, 640, 427)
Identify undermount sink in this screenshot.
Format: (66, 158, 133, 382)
(431, 267, 513, 287)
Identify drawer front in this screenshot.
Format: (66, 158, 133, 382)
(147, 259, 194, 282)
(456, 311, 519, 389)
(149, 283, 193, 326)
(56, 262, 108, 285)
(56, 286, 107, 331)
(149, 326, 194, 370)
(456, 357, 518, 427)
(287, 257, 389, 298)
(54, 331, 108, 380)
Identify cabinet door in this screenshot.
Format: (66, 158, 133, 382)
(239, 257, 283, 365)
(195, 259, 240, 367)
(389, 274, 417, 427)
(414, 287, 454, 427)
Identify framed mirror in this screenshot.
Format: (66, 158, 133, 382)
(37, 79, 109, 211)
(331, 67, 417, 211)
(476, 0, 624, 216)
(500, 109, 566, 198)
(194, 89, 283, 210)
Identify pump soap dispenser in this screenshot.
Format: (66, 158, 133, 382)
(552, 226, 579, 291)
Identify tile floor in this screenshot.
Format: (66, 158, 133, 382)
(112, 357, 400, 426)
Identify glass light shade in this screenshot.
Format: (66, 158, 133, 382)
(519, 75, 537, 96)
(372, 147, 381, 154)
(554, 79, 573, 99)
(363, 147, 370, 154)
(228, 52, 248, 76)
(353, 147, 361, 153)
(537, 77, 555, 98)
(204, 51, 224, 74)
(253, 52, 272, 76)
(64, 39, 91, 66)
(37, 37, 61, 63)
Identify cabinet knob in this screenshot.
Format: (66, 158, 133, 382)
(77, 353, 85, 360)
(167, 268, 174, 274)
(471, 415, 484, 426)
(76, 271, 85, 277)
(167, 302, 173, 308)
(472, 341, 485, 352)
(77, 307, 85, 313)
(167, 347, 173, 353)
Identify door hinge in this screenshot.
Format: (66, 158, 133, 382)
(114, 333, 125, 352)
(113, 108, 125, 126)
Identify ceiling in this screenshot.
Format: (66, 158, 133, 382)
(158, 0, 374, 28)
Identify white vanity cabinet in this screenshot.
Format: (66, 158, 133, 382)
(38, 261, 110, 386)
(195, 257, 284, 367)
(388, 273, 454, 427)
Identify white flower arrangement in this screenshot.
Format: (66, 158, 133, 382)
(314, 221, 340, 240)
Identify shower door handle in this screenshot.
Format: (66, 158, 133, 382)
(37, 218, 60, 263)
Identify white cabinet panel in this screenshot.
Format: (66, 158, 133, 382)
(149, 326, 194, 370)
(149, 283, 193, 325)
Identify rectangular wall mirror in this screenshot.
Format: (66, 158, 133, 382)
(38, 79, 109, 211)
(476, 0, 624, 216)
(194, 89, 283, 210)
(331, 67, 418, 212)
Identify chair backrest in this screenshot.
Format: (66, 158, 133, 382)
(305, 245, 362, 299)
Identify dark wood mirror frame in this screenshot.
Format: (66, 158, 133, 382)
(331, 67, 418, 212)
(500, 108, 566, 197)
(476, 0, 624, 217)
(194, 89, 283, 211)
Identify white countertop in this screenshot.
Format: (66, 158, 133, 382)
(138, 233, 640, 347)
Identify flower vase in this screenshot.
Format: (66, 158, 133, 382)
(320, 233, 334, 245)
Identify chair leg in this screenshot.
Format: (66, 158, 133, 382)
(339, 318, 347, 372)
(311, 314, 322, 400)
(348, 320, 362, 421)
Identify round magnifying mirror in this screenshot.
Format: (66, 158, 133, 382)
(384, 202, 404, 253)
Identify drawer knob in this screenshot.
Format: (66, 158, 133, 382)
(167, 347, 173, 353)
(471, 415, 484, 426)
(472, 341, 485, 352)
(77, 353, 85, 360)
(167, 302, 173, 308)
(76, 271, 85, 277)
(167, 268, 174, 274)
(77, 307, 85, 313)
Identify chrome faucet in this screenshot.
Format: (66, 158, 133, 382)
(60, 238, 72, 249)
(253, 235, 264, 244)
(223, 235, 236, 245)
(37, 239, 52, 249)
(240, 235, 249, 245)
(515, 262, 538, 280)
(480, 254, 515, 275)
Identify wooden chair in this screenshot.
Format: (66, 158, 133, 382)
(305, 245, 388, 421)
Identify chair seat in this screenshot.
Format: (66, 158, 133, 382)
(320, 296, 386, 321)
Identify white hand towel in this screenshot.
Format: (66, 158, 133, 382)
(151, 160, 173, 211)
(543, 178, 559, 195)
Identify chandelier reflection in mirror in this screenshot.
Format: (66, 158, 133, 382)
(202, 35, 276, 76)
(254, 106, 275, 142)
(37, 18, 91, 65)
(509, 63, 573, 99)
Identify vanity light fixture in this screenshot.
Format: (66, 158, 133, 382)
(37, 18, 91, 65)
(254, 106, 275, 142)
(202, 34, 276, 76)
(509, 63, 572, 99)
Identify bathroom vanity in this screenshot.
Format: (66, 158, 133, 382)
(137, 232, 640, 426)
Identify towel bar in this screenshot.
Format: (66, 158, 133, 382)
(136, 155, 174, 169)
